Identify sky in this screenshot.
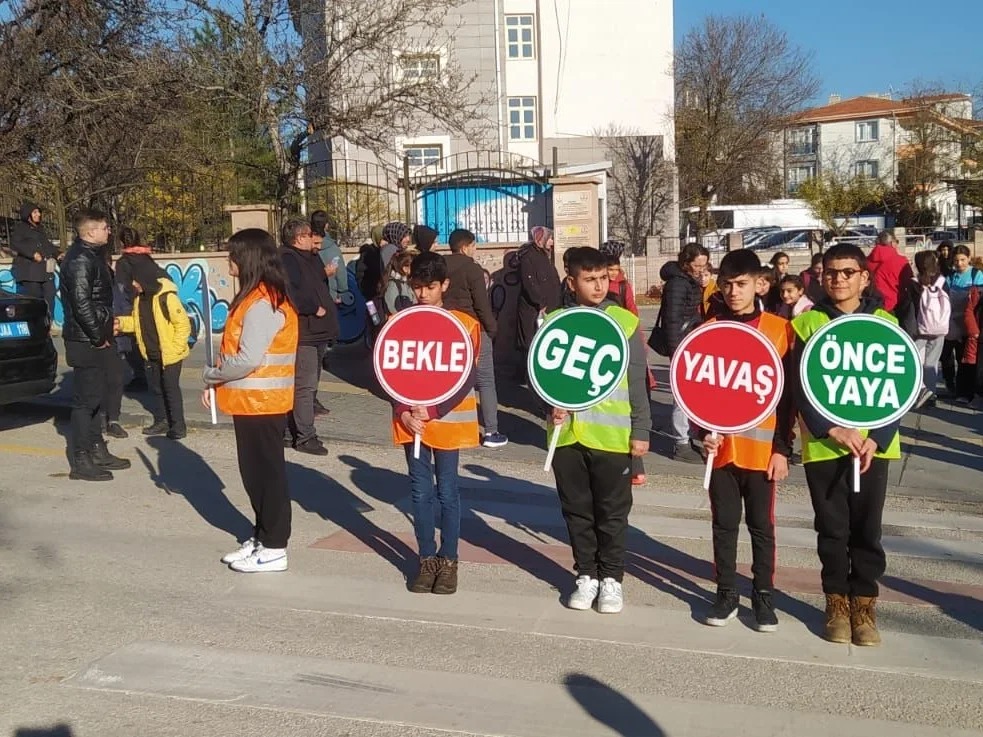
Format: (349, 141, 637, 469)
(675, 0, 983, 108)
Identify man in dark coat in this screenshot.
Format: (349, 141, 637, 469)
(516, 226, 562, 362)
(9, 201, 60, 316)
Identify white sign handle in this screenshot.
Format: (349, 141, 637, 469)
(853, 455, 861, 493)
(209, 388, 217, 425)
(413, 432, 421, 460)
(703, 431, 717, 491)
(544, 416, 564, 471)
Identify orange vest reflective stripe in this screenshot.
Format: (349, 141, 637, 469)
(392, 310, 481, 451)
(216, 287, 299, 416)
(712, 312, 792, 471)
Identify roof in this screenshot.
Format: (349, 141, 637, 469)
(903, 92, 972, 104)
(792, 96, 916, 124)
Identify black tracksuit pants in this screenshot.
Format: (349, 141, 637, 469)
(552, 443, 632, 582)
(805, 456, 889, 597)
(147, 359, 186, 432)
(708, 464, 776, 592)
(233, 414, 291, 549)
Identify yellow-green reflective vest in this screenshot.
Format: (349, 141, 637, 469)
(547, 305, 638, 454)
(791, 309, 902, 463)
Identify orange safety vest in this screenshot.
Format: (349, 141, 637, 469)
(392, 310, 481, 451)
(711, 312, 792, 472)
(216, 286, 299, 416)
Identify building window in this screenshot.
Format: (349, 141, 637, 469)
(508, 97, 537, 140)
(399, 54, 440, 82)
(788, 127, 817, 156)
(404, 144, 443, 169)
(787, 165, 816, 191)
(505, 15, 535, 59)
(856, 160, 879, 179)
(856, 121, 879, 142)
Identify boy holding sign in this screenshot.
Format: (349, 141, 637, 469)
(698, 250, 794, 633)
(392, 252, 480, 596)
(791, 243, 903, 647)
(547, 248, 650, 614)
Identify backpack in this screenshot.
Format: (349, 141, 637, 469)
(607, 280, 628, 309)
(915, 282, 951, 338)
(159, 292, 198, 347)
(648, 306, 670, 356)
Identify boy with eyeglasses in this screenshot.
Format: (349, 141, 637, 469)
(790, 243, 901, 647)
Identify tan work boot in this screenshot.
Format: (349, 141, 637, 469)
(823, 594, 852, 644)
(850, 596, 881, 647)
(432, 557, 458, 595)
(409, 556, 439, 593)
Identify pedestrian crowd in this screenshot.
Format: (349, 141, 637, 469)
(11, 202, 982, 650)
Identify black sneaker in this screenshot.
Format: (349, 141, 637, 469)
(295, 437, 329, 456)
(704, 588, 739, 627)
(751, 589, 779, 633)
(166, 428, 187, 440)
(789, 451, 802, 466)
(672, 442, 704, 465)
(142, 420, 169, 436)
(106, 422, 129, 439)
(313, 398, 331, 416)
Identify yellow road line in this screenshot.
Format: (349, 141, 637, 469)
(0, 443, 64, 458)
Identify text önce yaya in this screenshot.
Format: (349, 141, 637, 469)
(817, 335, 906, 409)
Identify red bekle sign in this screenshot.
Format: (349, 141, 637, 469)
(373, 305, 475, 406)
(669, 321, 784, 434)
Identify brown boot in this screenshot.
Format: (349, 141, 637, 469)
(432, 557, 458, 595)
(409, 556, 439, 593)
(823, 594, 852, 644)
(850, 596, 881, 647)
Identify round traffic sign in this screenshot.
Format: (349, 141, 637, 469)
(372, 305, 475, 406)
(527, 307, 630, 412)
(670, 321, 785, 434)
(800, 314, 921, 429)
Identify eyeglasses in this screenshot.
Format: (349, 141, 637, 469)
(823, 268, 862, 281)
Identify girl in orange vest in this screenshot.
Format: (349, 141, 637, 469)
(393, 252, 480, 596)
(203, 229, 299, 573)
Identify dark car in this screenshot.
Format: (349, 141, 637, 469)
(0, 288, 57, 405)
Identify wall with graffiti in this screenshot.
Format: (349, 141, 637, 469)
(0, 254, 234, 336)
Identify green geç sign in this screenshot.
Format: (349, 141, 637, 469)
(527, 307, 630, 412)
(800, 314, 922, 429)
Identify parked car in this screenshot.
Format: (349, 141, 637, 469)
(928, 230, 958, 244)
(827, 229, 876, 247)
(748, 228, 815, 251)
(0, 288, 57, 405)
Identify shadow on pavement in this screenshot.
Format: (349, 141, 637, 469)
(322, 345, 389, 401)
(288, 460, 419, 580)
(340, 454, 571, 590)
(138, 437, 252, 542)
(563, 673, 665, 736)
(884, 575, 983, 633)
(15, 725, 74, 737)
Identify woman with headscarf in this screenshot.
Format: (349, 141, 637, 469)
(515, 226, 562, 369)
(381, 221, 412, 270)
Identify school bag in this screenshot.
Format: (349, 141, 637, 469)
(158, 292, 198, 347)
(915, 282, 951, 338)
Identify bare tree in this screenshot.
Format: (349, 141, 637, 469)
(597, 126, 674, 254)
(674, 15, 819, 233)
(177, 0, 492, 213)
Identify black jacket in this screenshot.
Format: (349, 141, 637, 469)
(516, 243, 562, 350)
(658, 261, 703, 352)
(9, 202, 59, 283)
(60, 238, 114, 346)
(281, 245, 339, 345)
(443, 252, 497, 337)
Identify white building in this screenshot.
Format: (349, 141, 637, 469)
(783, 93, 982, 228)
(301, 0, 676, 243)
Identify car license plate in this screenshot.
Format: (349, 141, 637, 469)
(0, 321, 30, 339)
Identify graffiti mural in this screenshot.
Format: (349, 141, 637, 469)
(0, 257, 230, 334)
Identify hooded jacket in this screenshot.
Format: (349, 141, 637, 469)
(117, 277, 192, 366)
(516, 242, 562, 350)
(657, 261, 703, 353)
(443, 251, 497, 336)
(9, 202, 59, 283)
(867, 244, 913, 313)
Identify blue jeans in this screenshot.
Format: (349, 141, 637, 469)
(404, 443, 461, 559)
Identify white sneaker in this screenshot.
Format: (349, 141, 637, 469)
(221, 538, 258, 564)
(597, 578, 624, 614)
(567, 575, 599, 610)
(229, 547, 288, 573)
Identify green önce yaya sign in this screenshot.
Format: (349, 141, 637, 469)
(800, 314, 922, 429)
(527, 307, 630, 412)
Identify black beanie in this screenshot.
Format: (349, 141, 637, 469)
(413, 225, 438, 252)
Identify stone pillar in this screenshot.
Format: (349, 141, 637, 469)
(550, 176, 601, 275)
(224, 204, 277, 237)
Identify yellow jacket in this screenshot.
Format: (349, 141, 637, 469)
(118, 278, 191, 366)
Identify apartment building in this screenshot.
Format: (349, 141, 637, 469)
(300, 0, 676, 243)
(783, 93, 981, 228)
